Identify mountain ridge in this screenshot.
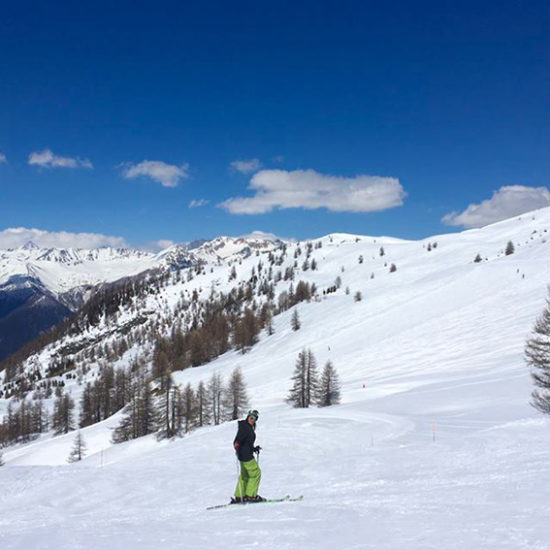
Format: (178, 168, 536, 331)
(0, 235, 286, 362)
(2, 205, 550, 396)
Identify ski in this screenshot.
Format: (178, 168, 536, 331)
(207, 495, 303, 510)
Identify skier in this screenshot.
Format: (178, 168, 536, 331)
(231, 409, 264, 503)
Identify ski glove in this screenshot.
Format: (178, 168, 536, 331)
(254, 446, 262, 454)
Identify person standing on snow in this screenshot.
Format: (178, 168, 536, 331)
(232, 409, 264, 503)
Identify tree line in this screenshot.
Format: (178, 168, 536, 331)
(0, 386, 75, 446)
(112, 366, 250, 443)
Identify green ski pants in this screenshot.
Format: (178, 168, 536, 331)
(234, 458, 262, 498)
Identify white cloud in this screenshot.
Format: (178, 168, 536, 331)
(240, 230, 291, 242)
(230, 158, 262, 174)
(442, 185, 550, 228)
(122, 160, 189, 188)
(219, 169, 406, 215)
(155, 239, 177, 249)
(28, 149, 93, 169)
(140, 239, 177, 252)
(0, 227, 128, 250)
(0, 152, 6, 164)
(189, 199, 209, 208)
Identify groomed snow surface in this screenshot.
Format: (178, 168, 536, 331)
(3, 210, 550, 549)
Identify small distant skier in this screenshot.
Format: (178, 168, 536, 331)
(232, 409, 264, 503)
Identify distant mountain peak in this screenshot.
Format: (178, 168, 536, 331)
(20, 240, 40, 251)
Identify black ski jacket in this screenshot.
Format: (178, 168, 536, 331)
(233, 419, 256, 462)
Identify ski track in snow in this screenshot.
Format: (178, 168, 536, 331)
(3, 211, 550, 548)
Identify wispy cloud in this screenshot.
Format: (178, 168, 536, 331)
(0, 152, 6, 164)
(122, 160, 189, 188)
(219, 169, 406, 215)
(28, 148, 93, 169)
(230, 158, 262, 175)
(189, 199, 209, 208)
(0, 227, 128, 250)
(240, 230, 289, 242)
(140, 239, 177, 252)
(442, 185, 550, 228)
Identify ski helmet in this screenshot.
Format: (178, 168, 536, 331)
(247, 409, 259, 422)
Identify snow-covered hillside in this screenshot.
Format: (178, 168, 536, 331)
(2, 210, 550, 549)
(0, 235, 283, 361)
(0, 235, 284, 296)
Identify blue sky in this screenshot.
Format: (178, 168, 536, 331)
(0, 1, 549, 249)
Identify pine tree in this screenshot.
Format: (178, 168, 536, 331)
(112, 374, 157, 443)
(152, 343, 172, 391)
(208, 372, 224, 425)
(525, 296, 550, 414)
(505, 241, 515, 255)
(16, 398, 32, 441)
(181, 383, 197, 433)
(113, 367, 130, 413)
(354, 291, 362, 302)
(233, 308, 260, 353)
(287, 349, 319, 408)
(189, 330, 207, 366)
(169, 385, 184, 436)
(67, 431, 87, 463)
(291, 309, 301, 331)
(79, 382, 94, 428)
(316, 361, 341, 407)
(31, 398, 48, 434)
(474, 253, 483, 263)
(5, 403, 17, 442)
(156, 372, 177, 438)
(0, 451, 4, 467)
(139, 378, 158, 435)
(223, 368, 249, 421)
(389, 263, 397, 273)
(293, 281, 312, 304)
(100, 365, 115, 418)
(52, 391, 75, 435)
(196, 380, 210, 427)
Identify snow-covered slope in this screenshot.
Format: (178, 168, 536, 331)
(2, 210, 550, 549)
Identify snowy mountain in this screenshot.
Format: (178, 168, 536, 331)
(2, 210, 550, 549)
(0, 236, 284, 296)
(1, 244, 156, 296)
(0, 236, 283, 360)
